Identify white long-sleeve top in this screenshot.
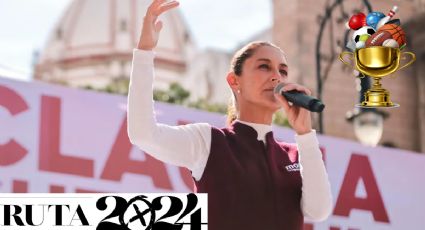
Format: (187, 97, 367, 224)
(127, 49, 333, 221)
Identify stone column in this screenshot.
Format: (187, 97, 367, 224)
(404, 13, 425, 153)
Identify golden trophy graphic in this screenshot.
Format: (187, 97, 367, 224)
(341, 6, 416, 107)
(340, 46, 415, 107)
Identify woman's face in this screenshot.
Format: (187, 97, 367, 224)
(232, 45, 289, 111)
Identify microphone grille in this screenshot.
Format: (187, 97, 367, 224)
(273, 83, 285, 94)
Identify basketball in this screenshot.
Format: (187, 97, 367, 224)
(378, 24, 406, 47)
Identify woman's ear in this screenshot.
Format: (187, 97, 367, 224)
(226, 72, 240, 92)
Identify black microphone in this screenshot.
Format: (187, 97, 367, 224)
(274, 83, 325, 113)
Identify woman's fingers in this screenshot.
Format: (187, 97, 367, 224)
(282, 83, 312, 96)
(149, 0, 167, 13)
(146, 0, 166, 19)
(153, 0, 167, 6)
(154, 20, 163, 32)
(139, 0, 179, 50)
(274, 92, 290, 113)
(151, 0, 179, 17)
(283, 85, 311, 96)
(297, 107, 308, 121)
(276, 83, 313, 134)
(276, 83, 312, 112)
(146, 0, 178, 22)
(156, 1, 180, 15)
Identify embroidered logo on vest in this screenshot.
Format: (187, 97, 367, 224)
(285, 163, 300, 172)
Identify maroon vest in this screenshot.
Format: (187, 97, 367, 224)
(194, 121, 303, 230)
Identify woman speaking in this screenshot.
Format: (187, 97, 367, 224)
(127, 0, 333, 229)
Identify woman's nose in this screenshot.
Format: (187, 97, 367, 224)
(271, 69, 282, 83)
(271, 77, 280, 83)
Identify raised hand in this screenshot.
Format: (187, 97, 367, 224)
(137, 0, 180, 50)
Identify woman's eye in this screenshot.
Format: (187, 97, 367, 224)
(279, 70, 288, 76)
(259, 64, 270, 70)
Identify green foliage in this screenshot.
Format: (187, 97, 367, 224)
(272, 111, 291, 128)
(84, 78, 129, 95)
(105, 78, 130, 95)
(188, 98, 227, 114)
(153, 82, 227, 114)
(153, 82, 190, 104)
(84, 80, 289, 127)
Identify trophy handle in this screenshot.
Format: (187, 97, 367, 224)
(339, 52, 356, 70)
(358, 72, 366, 78)
(398, 52, 416, 72)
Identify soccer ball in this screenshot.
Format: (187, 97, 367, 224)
(352, 26, 376, 49)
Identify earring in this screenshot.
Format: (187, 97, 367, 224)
(237, 89, 241, 94)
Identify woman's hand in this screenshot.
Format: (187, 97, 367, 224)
(274, 83, 313, 135)
(137, 0, 180, 50)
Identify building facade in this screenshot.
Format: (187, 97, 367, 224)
(34, 0, 232, 103)
(272, 0, 425, 152)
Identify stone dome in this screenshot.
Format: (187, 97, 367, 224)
(35, 0, 196, 89)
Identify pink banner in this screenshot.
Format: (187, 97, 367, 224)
(1, 76, 425, 229)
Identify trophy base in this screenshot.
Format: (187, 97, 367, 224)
(355, 103, 400, 108)
(356, 88, 400, 108)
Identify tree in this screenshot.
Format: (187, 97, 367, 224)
(153, 82, 190, 104)
(84, 81, 289, 127)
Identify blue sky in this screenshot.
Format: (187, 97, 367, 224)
(0, 0, 272, 81)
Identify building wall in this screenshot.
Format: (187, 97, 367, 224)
(34, 0, 233, 106)
(405, 13, 425, 152)
(273, 0, 425, 152)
